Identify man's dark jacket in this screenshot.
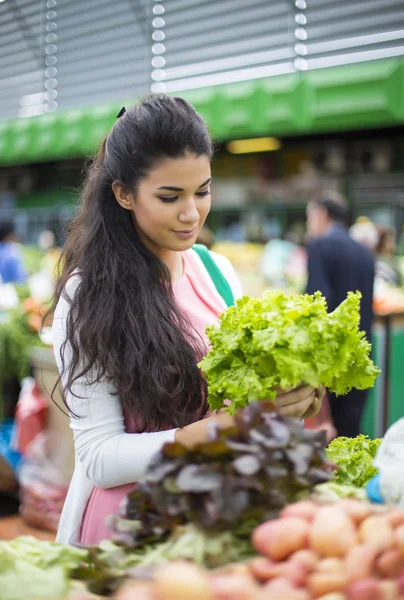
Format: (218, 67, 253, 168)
(306, 224, 375, 343)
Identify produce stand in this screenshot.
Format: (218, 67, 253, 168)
(30, 347, 75, 476)
(361, 313, 404, 438)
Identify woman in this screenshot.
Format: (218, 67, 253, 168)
(376, 226, 402, 287)
(52, 95, 322, 546)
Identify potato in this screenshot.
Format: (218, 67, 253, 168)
(261, 578, 311, 600)
(280, 501, 317, 522)
(346, 579, 383, 600)
(252, 517, 309, 560)
(309, 506, 357, 558)
(248, 557, 278, 582)
(377, 549, 404, 578)
(344, 545, 377, 583)
(379, 580, 399, 600)
(115, 581, 155, 600)
(308, 572, 347, 597)
(281, 560, 309, 587)
(339, 500, 373, 525)
(154, 561, 213, 600)
(395, 525, 404, 554)
(386, 509, 404, 528)
(210, 573, 261, 600)
(358, 517, 394, 554)
(291, 549, 320, 572)
(316, 558, 344, 574)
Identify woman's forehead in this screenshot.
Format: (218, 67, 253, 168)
(143, 153, 211, 188)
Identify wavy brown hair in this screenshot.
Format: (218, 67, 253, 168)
(52, 94, 213, 430)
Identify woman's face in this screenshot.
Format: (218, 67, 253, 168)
(114, 152, 212, 256)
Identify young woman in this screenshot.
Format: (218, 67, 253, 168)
(52, 94, 323, 546)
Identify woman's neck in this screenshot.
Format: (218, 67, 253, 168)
(161, 249, 184, 282)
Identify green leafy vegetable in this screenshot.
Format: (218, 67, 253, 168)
(0, 536, 88, 600)
(199, 290, 380, 413)
(326, 434, 382, 488)
(314, 481, 368, 501)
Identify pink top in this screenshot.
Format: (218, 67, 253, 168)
(80, 250, 226, 545)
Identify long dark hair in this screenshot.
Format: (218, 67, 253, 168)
(52, 94, 213, 430)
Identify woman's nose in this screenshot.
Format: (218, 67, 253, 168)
(178, 198, 199, 223)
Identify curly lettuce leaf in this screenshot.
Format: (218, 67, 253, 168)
(0, 537, 88, 600)
(326, 435, 382, 488)
(199, 291, 380, 413)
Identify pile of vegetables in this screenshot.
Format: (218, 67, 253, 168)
(113, 499, 404, 600)
(75, 402, 330, 594)
(199, 291, 380, 413)
(0, 537, 88, 600)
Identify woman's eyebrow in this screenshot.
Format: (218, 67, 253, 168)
(157, 177, 212, 192)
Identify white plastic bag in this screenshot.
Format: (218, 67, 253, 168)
(18, 432, 71, 532)
(373, 418, 404, 507)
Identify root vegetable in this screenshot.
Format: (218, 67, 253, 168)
(338, 500, 373, 525)
(280, 501, 317, 522)
(309, 506, 357, 558)
(346, 579, 383, 600)
(316, 559, 344, 574)
(252, 517, 309, 560)
(262, 578, 311, 600)
(210, 573, 261, 600)
(115, 582, 155, 600)
(247, 557, 277, 582)
(281, 560, 309, 586)
(308, 572, 347, 597)
(344, 545, 377, 583)
(395, 525, 404, 554)
(358, 517, 393, 554)
(379, 580, 399, 600)
(387, 510, 404, 529)
(154, 561, 213, 600)
(376, 549, 404, 578)
(291, 549, 320, 571)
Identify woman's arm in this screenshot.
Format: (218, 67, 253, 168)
(52, 278, 177, 490)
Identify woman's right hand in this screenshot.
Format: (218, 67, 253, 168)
(174, 412, 235, 449)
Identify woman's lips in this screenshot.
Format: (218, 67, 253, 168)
(172, 227, 197, 240)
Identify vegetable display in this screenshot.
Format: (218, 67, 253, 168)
(0, 537, 88, 600)
(199, 291, 380, 413)
(114, 499, 404, 600)
(326, 434, 382, 488)
(108, 402, 330, 542)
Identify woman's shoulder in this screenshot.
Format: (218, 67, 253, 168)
(188, 246, 243, 299)
(54, 271, 81, 319)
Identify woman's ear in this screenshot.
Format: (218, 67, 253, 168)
(112, 181, 134, 211)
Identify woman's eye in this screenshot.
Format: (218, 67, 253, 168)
(158, 196, 178, 203)
(196, 190, 211, 197)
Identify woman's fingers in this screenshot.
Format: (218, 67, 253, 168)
(276, 385, 314, 407)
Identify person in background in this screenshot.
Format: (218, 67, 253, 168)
(375, 226, 402, 287)
(0, 222, 27, 284)
(38, 229, 62, 282)
(349, 216, 379, 254)
(306, 194, 375, 438)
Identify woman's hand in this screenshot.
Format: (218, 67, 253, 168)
(275, 384, 325, 420)
(175, 411, 235, 449)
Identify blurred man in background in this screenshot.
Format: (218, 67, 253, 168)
(0, 222, 27, 284)
(306, 194, 375, 438)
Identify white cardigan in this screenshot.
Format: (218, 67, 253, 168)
(53, 250, 242, 545)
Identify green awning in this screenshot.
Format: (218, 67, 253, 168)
(1, 58, 403, 166)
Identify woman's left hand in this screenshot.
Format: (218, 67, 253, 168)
(275, 384, 325, 420)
